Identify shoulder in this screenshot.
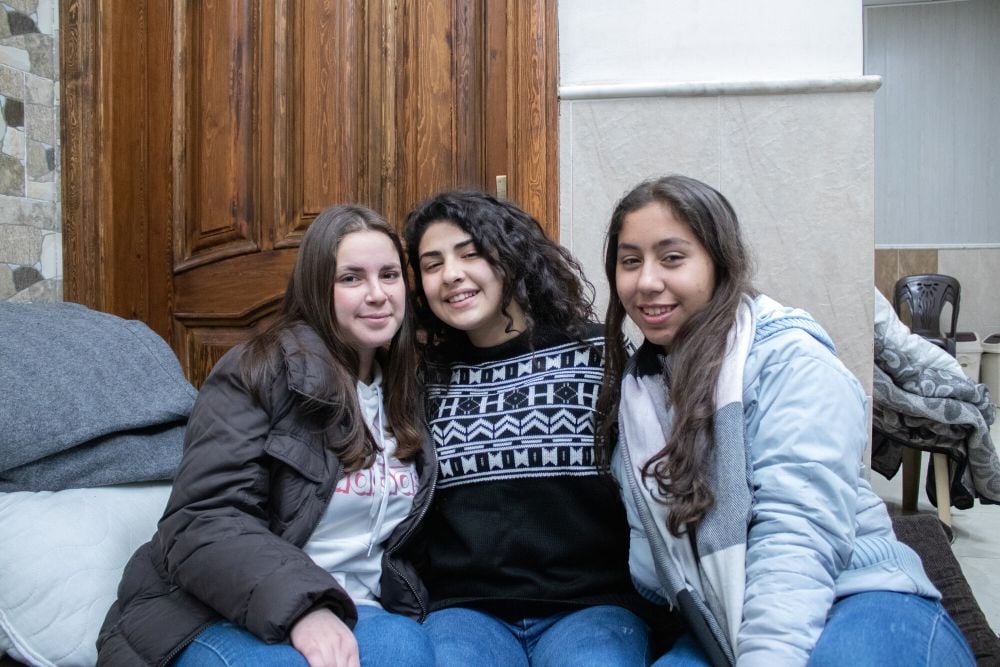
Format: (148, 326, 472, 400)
(744, 300, 865, 417)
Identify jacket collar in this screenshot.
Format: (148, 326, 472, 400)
(277, 323, 343, 403)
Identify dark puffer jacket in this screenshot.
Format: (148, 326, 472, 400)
(96, 324, 436, 666)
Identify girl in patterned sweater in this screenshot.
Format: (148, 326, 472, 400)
(403, 191, 663, 666)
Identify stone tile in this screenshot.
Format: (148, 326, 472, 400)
(7, 276, 61, 303)
(3, 95, 22, 126)
(0, 263, 14, 299)
(25, 138, 48, 177)
(898, 249, 937, 278)
(2, 34, 53, 79)
(875, 249, 898, 303)
(12, 264, 40, 290)
(24, 100, 52, 143)
(36, 0, 56, 35)
(7, 11, 39, 35)
(2, 125, 24, 158)
(0, 43, 30, 71)
(24, 71, 49, 103)
(0, 223, 42, 264)
(0, 64, 23, 98)
(0, 192, 57, 229)
(39, 228, 59, 278)
(3, 1, 40, 15)
(25, 177, 54, 200)
(0, 151, 24, 195)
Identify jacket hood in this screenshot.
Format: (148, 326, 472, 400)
(278, 323, 346, 402)
(751, 294, 836, 355)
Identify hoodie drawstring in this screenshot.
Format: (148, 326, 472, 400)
(367, 383, 392, 556)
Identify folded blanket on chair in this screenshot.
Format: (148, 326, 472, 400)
(871, 289, 1000, 506)
(0, 303, 194, 491)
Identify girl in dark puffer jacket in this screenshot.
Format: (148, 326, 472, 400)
(97, 205, 436, 667)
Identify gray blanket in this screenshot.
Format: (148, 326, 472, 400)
(0, 303, 194, 491)
(871, 290, 1000, 507)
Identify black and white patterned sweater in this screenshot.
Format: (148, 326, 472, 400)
(421, 323, 643, 618)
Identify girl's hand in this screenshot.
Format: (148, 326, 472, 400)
(290, 608, 360, 667)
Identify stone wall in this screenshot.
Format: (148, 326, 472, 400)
(0, 0, 59, 303)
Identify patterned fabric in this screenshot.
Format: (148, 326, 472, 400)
(420, 324, 643, 617)
(871, 289, 1000, 506)
(426, 338, 604, 488)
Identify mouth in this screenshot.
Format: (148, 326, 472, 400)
(445, 290, 479, 305)
(635, 304, 677, 324)
(361, 313, 392, 321)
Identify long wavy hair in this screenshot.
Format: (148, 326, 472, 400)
(404, 191, 596, 354)
(597, 176, 755, 535)
(239, 204, 422, 472)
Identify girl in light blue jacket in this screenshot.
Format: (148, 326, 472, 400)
(596, 175, 973, 666)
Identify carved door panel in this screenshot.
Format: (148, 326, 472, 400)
(61, 0, 557, 386)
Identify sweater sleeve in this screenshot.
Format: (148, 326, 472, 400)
(737, 339, 869, 665)
(156, 348, 355, 642)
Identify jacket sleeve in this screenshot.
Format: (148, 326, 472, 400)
(737, 338, 869, 665)
(155, 348, 355, 642)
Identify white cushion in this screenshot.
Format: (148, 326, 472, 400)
(0, 484, 171, 666)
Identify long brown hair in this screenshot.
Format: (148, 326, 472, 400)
(240, 204, 422, 472)
(597, 176, 755, 536)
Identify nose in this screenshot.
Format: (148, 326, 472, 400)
(365, 277, 388, 304)
(637, 262, 664, 294)
(442, 257, 464, 285)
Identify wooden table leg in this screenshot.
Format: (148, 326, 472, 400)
(901, 447, 921, 512)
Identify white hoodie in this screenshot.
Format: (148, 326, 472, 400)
(302, 363, 420, 606)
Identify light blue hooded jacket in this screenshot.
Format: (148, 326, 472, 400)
(613, 295, 938, 666)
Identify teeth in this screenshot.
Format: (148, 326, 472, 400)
(642, 306, 671, 316)
(447, 292, 476, 304)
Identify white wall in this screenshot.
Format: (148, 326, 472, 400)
(866, 0, 1000, 246)
(559, 0, 861, 86)
(557, 1, 875, 388)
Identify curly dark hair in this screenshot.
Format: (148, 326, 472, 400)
(404, 190, 596, 352)
(597, 176, 756, 536)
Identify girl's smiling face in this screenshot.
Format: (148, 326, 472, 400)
(417, 220, 526, 348)
(332, 230, 406, 378)
(615, 202, 716, 349)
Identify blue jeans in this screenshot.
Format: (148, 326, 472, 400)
(173, 605, 434, 666)
(652, 591, 974, 666)
(423, 605, 651, 666)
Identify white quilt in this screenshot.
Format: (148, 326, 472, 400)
(0, 484, 171, 667)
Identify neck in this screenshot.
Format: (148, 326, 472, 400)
(357, 349, 375, 383)
(467, 302, 528, 348)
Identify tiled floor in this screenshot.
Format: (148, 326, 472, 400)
(869, 421, 1000, 634)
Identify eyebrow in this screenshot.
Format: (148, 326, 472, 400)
(617, 238, 692, 252)
(418, 237, 475, 261)
(338, 262, 401, 273)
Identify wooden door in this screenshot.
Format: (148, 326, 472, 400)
(61, 0, 558, 386)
